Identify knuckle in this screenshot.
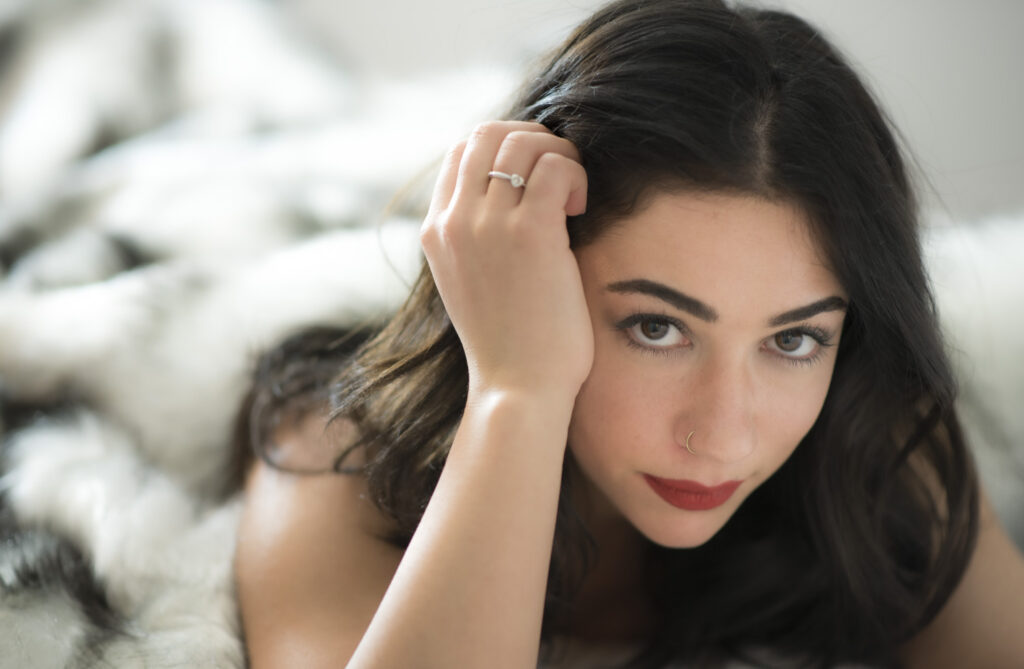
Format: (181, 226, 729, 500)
(533, 151, 566, 172)
(524, 120, 552, 134)
(433, 208, 457, 234)
(439, 209, 475, 246)
(556, 136, 582, 161)
(422, 206, 458, 235)
(498, 131, 529, 154)
(419, 217, 439, 246)
(419, 228, 438, 257)
(445, 139, 468, 162)
(570, 158, 589, 181)
(470, 121, 503, 142)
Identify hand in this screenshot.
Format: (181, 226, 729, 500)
(420, 121, 593, 403)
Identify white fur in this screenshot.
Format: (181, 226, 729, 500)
(0, 0, 353, 206)
(0, 0, 1021, 664)
(0, 4, 506, 657)
(0, 220, 421, 494)
(0, 0, 163, 202)
(0, 589, 89, 669)
(1, 410, 244, 667)
(0, 66, 507, 290)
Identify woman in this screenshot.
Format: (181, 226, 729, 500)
(233, 0, 1024, 666)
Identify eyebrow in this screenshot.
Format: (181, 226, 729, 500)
(605, 279, 848, 326)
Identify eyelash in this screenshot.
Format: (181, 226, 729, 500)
(772, 325, 835, 367)
(614, 313, 688, 356)
(613, 313, 837, 366)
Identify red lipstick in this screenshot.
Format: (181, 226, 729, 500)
(643, 475, 742, 511)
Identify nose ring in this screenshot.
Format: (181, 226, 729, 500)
(685, 430, 697, 455)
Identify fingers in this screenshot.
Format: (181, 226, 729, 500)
(456, 121, 547, 200)
(429, 121, 548, 219)
(519, 152, 588, 218)
(489, 133, 581, 209)
(425, 120, 587, 246)
(428, 140, 467, 216)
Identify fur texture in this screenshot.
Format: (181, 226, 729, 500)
(0, 0, 498, 664)
(0, 0, 1020, 666)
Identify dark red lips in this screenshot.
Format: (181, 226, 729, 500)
(643, 475, 742, 511)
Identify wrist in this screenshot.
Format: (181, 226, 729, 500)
(466, 383, 579, 423)
(455, 385, 578, 464)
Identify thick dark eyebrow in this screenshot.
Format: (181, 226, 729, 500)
(605, 279, 848, 327)
(767, 296, 847, 326)
(606, 279, 718, 322)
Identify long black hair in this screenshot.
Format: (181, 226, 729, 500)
(234, 1, 978, 666)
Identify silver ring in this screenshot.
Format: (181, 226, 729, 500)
(685, 430, 696, 455)
(487, 171, 526, 188)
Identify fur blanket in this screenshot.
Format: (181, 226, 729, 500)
(0, 1, 1021, 666)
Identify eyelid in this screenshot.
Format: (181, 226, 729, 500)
(765, 324, 837, 364)
(614, 313, 838, 364)
(614, 312, 689, 335)
(778, 324, 835, 346)
(614, 313, 690, 352)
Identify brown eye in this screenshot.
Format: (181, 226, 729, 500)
(640, 321, 670, 340)
(775, 332, 804, 352)
(622, 317, 686, 351)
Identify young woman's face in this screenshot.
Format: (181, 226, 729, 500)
(569, 191, 847, 548)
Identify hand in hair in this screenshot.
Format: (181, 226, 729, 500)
(420, 121, 592, 402)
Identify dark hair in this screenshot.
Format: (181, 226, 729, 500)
(235, 0, 978, 666)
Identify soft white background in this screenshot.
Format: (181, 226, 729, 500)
(288, 0, 1024, 223)
(0, 3, 1018, 665)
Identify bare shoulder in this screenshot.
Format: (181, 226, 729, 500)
(235, 412, 403, 668)
(899, 491, 1024, 667)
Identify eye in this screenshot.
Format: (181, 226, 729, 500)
(765, 326, 834, 363)
(638, 320, 672, 341)
(616, 314, 689, 352)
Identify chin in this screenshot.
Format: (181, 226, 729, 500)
(631, 507, 734, 549)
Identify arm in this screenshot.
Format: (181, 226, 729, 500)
(899, 492, 1024, 667)
(238, 121, 592, 668)
(235, 397, 570, 668)
(349, 389, 572, 667)
(351, 119, 590, 668)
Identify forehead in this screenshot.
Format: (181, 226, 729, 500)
(576, 191, 844, 316)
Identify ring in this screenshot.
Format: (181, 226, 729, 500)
(487, 171, 526, 188)
(685, 430, 697, 455)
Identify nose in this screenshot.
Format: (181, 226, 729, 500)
(674, 354, 757, 463)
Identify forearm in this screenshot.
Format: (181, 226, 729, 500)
(348, 388, 572, 669)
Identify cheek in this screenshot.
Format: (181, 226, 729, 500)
(760, 365, 835, 464)
(570, 354, 640, 459)
(568, 339, 679, 469)
(569, 361, 635, 459)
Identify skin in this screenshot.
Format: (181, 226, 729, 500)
(235, 123, 1024, 668)
(569, 192, 846, 550)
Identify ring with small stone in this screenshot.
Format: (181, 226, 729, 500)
(487, 171, 526, 188)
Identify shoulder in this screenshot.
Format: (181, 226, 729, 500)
(235, 411, 403, 668)
(899, 491, 1024, 667)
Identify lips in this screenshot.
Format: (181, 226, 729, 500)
(643, 474, 742, 511)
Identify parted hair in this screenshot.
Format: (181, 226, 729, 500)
(233, 1, 979, 666)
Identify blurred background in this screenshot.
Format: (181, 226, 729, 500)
(1, 0, 1022, 222)
(294, 0, 1024, 222)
